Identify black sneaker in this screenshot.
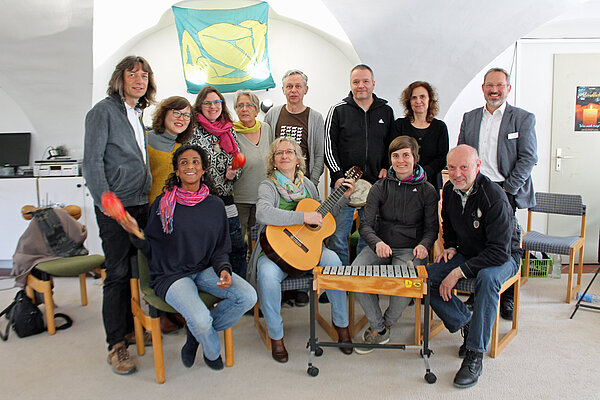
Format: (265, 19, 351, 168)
(453, 350, 483, 388)
(458, 321, 470, 358)
(318, 292, 329, 304)
(203, 355, 224, 371)
(295, 290, 309, 307)
(500, 298, 514, 320)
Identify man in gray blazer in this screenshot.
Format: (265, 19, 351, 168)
(458, 67, 537, 319)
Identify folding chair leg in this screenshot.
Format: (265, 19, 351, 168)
(224, 327, 234, 367)
(150, 316, 165, 384)
(79, 274, 88, 306)
(253, 303, 271, 350)
(567, 251, 576, 303)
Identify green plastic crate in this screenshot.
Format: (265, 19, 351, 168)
(521, 258, 552, 278)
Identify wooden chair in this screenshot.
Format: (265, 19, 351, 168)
(21, 205, 105, 335)
(522, 192, 586, 303)
(425, 265, 521, 358)
(131, 252, 233, 383)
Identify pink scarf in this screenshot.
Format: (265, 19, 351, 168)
(197, 114, 239, 155)
(159, 184, 210, 234)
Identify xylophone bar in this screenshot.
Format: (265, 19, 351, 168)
(322, 264, 418, 278)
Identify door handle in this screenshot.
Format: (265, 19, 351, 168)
(555, 148, 574, 171)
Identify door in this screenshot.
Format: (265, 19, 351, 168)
(550, 53, 599, 263)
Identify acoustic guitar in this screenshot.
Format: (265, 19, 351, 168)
(260, 167, 363, 277)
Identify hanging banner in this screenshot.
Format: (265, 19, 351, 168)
(172, 2, 275, 94)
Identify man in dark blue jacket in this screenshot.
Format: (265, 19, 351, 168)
(324, 64, 394, 265)
(83, 55, 156, 375)
(428, 145, 521, 389)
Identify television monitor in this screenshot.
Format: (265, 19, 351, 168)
(0, 132, 31, 167)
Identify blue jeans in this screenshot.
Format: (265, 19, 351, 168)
(428, 253, 518, 353)
(328, 205, 366, 265)
(228, 216, 247, 279)
(165, 269, 257, 360)
(353, 246, 424, 332)
(256, 247, 349, 340)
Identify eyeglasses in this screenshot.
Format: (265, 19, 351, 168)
(274, 149, 296, 157)
(201, 99, 223, 107)
(236, 103, 256, 110)
(171, 110, 191, 120)
(484, 84, 508, 89)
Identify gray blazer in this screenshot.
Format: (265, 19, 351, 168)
(458, 103, 538, 209)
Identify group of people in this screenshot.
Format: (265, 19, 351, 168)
(83, 55, 537, 389)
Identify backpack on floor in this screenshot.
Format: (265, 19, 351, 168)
(0, 289, 72, 341)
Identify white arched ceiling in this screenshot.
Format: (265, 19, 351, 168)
(322, 0, 586, 116)
(0, 0, 92, 160)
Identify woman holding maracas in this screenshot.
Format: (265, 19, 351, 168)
(187, 86, 248, 279)
(232, 89, 272, 256)
(116, 145, 257, 370)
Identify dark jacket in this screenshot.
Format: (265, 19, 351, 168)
(83, 93, 152, 209)
(359, 165, 439, 251)
(324, 92, 394, 185)
(132, 195, 232, 300)
(441, 173, 522, 278)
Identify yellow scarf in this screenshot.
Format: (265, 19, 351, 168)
(233, 119, 261, 134)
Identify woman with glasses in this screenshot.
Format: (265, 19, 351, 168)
(188, 86, 247, 279)
(232, 90, 272, 255)
(392, 81, 449, 193)
(148, 96, 195, 203)
(246, 137, 355, 363)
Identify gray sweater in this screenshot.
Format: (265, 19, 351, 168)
(246, 177, 348, 287)
(83, 94, 151, 209)
(263, 105, 325, 187)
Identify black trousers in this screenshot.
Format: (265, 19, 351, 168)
(95, 204, 148, 350)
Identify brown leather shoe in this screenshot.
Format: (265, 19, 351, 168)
(270, 338, 289, 363)
(334, 325, 353, 355)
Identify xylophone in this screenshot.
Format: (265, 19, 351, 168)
(306, 262, 436, 384)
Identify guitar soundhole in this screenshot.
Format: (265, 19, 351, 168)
(306, 224, 320, 231)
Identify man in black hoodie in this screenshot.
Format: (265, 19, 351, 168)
(324, 64, 394, 265)
(428, 145, 521, 389)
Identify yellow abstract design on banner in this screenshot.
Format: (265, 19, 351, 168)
(181, 20, 267, 85)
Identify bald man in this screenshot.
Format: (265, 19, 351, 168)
(427, 145, 521, 388)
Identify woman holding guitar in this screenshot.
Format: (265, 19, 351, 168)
(353, 136, 439, 354)
(247, 137, 355, 363)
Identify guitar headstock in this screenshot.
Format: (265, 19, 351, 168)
(345, 166, 363, 181)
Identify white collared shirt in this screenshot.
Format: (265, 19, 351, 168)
(124, 101, 147, 164)
(478, 102, 506, 182)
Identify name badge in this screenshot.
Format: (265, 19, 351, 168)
(507, 132, 519, 140)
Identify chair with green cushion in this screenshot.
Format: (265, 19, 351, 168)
(26, 254, 105, 335)
(130, 251, 233, 384)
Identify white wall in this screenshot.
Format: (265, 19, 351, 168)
(0, 87, 38, 162)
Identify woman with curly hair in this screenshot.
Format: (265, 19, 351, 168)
(392, 81, 449, 192)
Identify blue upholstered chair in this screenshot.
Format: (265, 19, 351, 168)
(522, 192, 586, 303)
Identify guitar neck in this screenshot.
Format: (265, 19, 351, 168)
(316, 185, 346, 217)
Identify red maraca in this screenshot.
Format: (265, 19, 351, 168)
(101, 191, 127, 222)
(231, 152, 246, 169)
(101, 191, 144, 239)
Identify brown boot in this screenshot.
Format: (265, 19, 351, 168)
(334, 325, 353, 355)
(270, 338, 289, 363)
(107, 341, 137, 375)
